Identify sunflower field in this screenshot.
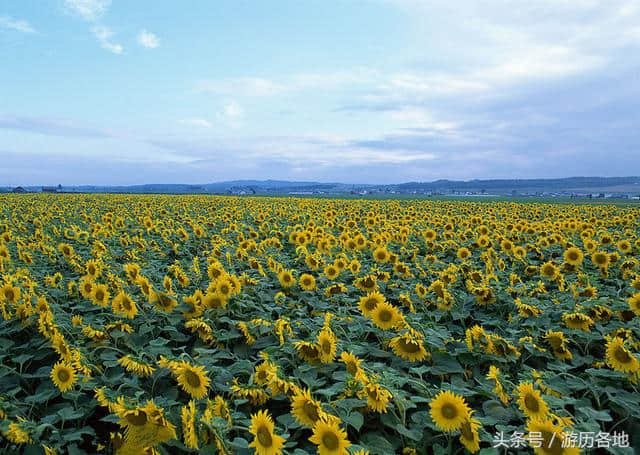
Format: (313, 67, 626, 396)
(0, 194, 639, 455)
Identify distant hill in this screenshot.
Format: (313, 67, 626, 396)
(2, 176, 639, 196)
(389, 177, 640, 193)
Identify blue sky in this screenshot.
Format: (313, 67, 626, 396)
(1, 0, 639, 185)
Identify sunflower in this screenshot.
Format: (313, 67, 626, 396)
(118, 355, 155, 377)
(591, 251, 609, 269)
(513, 245, 527, 260)
(324, 264, 340, 280)
(176, 363, 210, 399)
(248, 410, 285, 455)
(204, 395, 232, 425)
(90, 284, 110, 307)
(3, 421, 32, 444)
(545, 331, 567, 349)
(0, 283, 20, 305)
(339, 351, 363, 377)
(515, 298, 541, 318)
(389, 333, 428, 362)
(85, 259, 102, 278)
(309, 416, 351, 455)
(429, 279, 448, 299)
(562, 312, 593, 331)
(215, 277, 234, 299)
(540, 262, 559, 280)
(136, 276, 153, 297)
(324, 283, 347, 297)
(605, 337, 639, 373)
(202, 291, 228, 310)
(476, 235, 490, 248)
(305, 254, 322, 271)
(354, 275, 378, 292)
(316, 328, 337, 363)
(50, 361, 77, 392)
(359, 381, 392, 413)
(181, 400, 199, 449)
(231, 378, 269, 405)
(628, 292, 640, 317)
(429, 390, 471, 432)
(486, 366, 509, 404)
(182, 295, 203, 319)
(124, 263, 141, 282)
(526, 418, 580, 455)
(544, 331, 572, 360)
(459, 418, 481, 453)
(152, 291, 178, 312)
(578, 285, 597, 299)
(119, 402, 176, 453)
(334, 257, 348, 271)
(254, 361, 277, 386)
(617, 239, 632, 254)
(112, 291, 138, 319)
(358, 291, 385, 317)
(0, 244, 10, 262)
(299, 273, 317, 291)
(277, 269, 295, 288)
(516, 382, 549, 420)
(58, 242, 74, 258)
(370, 301, 403, 330)
(424, 228, 437, 241)
(291, 389, 326, 427)
(563, 247, 583, 266)
(372, 247, 390, 263)
(456, 247, 471, 260)
(294, 341, 321, 363)
(163, 275, 174, 294)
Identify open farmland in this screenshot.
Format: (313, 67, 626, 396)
(1, 194, 639, 454)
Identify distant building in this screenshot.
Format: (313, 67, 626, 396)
(12, 186, 27, 193)
(42, 186, 58, 193)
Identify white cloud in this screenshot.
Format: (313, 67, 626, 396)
(371, 0, 640, 96)
(137, 29, 159, 49)
(0, 15, 36, 33)
(179, 118, 212, 128)
(64, 0, 111, 21)
(221, 102, 244, 119)
(195, 69, 379, 98)
(64, 0, 122, 53)
(388, 107, 457, 131)
(196, 78, 284, 97)
(149, 134, 438, 170)
(92, 25, 123, 54)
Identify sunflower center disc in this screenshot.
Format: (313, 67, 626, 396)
(400, 340, 420, 353)
(57, 369, 70, 382)
(614, 346, 632, 363)
(257, 427, 273, 447)
(303, 402, 319, 422)
(524, 394, 540, 413)
(441, 403, 457, 419)
(460, 421, 473, 439)
(185, 370, 202, 387)
(322, 432, 340, 450)
(126, 411, 148, 426)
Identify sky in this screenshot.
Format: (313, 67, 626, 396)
(1, 0, 639, 185)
